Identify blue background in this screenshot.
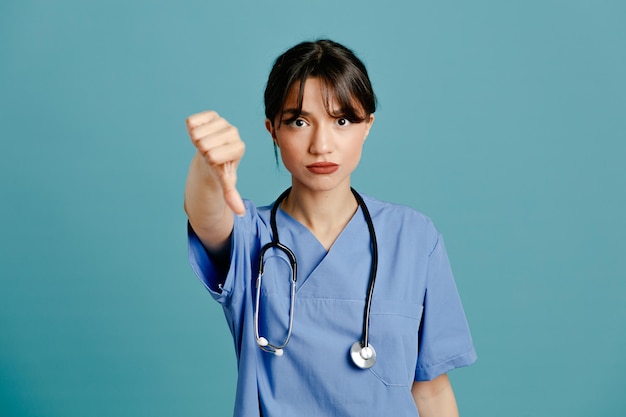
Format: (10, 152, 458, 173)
(1, 0, 625, 415)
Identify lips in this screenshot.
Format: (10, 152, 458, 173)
(306, 162, 339, 174)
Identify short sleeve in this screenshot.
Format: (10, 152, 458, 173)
(187, 221, 226, 295)
(415, 233, 477, 381)
(187, 199, 258, 305)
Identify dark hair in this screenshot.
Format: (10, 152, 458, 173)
(264, 39, 377, 126)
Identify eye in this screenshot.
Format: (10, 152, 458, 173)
(285, 118, 309, 128)
(336, 118, 351, 126)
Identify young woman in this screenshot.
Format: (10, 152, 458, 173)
(184, 39, 476, 417)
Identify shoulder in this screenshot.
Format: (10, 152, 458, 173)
(236, 197, 279, 235)
(238, 197, 280, 220)
(359, 193, 440, 249)
(360, 193, 434, 228)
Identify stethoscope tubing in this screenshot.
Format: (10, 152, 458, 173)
(255, 187, 378, 368)
(255, 239, 297, 354)
(351, 189, 378, 350)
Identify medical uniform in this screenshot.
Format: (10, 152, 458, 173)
(188, 193, 476, 417)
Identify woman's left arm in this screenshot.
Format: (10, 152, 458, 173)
(411, 374, 459, 417)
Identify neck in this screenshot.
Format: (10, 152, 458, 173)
(281, 183, 358, 250)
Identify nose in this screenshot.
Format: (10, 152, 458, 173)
(309, 124, 333, 155)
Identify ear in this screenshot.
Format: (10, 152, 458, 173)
(364, 114, 375, 139)
(265, 119, 278, 145)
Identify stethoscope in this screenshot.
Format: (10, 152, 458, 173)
(254, 187, 379, 369)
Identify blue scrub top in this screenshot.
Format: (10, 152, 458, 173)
(188, 194, 476, 417)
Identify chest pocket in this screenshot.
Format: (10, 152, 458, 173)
(367, 299, 423, 387)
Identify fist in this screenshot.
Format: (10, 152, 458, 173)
(186, 111, 246, 216)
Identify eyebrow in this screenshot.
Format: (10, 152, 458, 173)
(281, 108, 347, 117)
(281, 108, 309, 117)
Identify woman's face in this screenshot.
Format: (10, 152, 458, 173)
(265, 77, 374, 193)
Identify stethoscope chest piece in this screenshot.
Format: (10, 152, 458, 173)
(350, 341, 377, 369)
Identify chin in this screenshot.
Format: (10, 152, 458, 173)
(293, 177, 351, 193)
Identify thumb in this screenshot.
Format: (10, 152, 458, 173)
(219, 161, 246, 216)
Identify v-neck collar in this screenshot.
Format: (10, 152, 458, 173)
(275, 204, 368, 294)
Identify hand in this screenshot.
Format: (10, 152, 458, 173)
(186, 111, 246, 216)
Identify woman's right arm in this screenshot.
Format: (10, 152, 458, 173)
(184, 111, 246, 254)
